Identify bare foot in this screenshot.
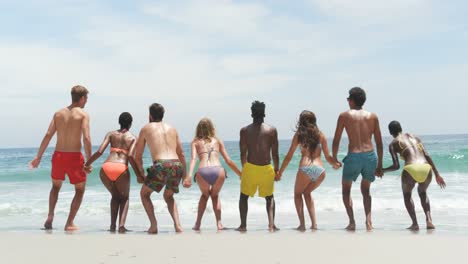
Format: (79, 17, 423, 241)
(407, 224, 420, 231)
(192, 224, 201, 231)
(147, 226, 158, 234)
(269, 225, 280, 232)
(235, 226, 247, 232)
(64, 223, 79, 231)
(426, 222, 435, 230)
(296, 225, 306, 232)
(44, 215, 54, 230)
(366, 221, 373, 231)
(175, 225, 183, 233)
(118, 226, 129, 233)
(217, 222, 224, 231)
(345, 223, 356, 231)
(109, 225, 116, 233)
(310, 225, 318, 231)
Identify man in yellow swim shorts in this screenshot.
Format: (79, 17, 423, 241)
(237, 101, 279, 232)
(383, 121, 446, 231)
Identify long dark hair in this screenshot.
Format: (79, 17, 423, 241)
(296, 110, 321, 155)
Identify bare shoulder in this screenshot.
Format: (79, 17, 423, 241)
(264, 123, 277, 132)
(370, 111, 379, 120)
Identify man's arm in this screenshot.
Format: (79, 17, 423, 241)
(29, 115, 57, 168)
(135, 128, 147, 180)
(127, 136, 143, 182)
(239, 127, 247, 166)
(332, 114, 345, 161)
(271, 128, 280, 175)
(373, 114, 383, 177)
(82, 112, 92, 160)
(175, 131, 187, 181)
(383, 141, 400, 173)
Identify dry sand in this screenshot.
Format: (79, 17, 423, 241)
(0, 230, 464, 264)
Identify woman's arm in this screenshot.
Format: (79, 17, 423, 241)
(418, 138, 446, 188)
(383, 141, 400, 173)
(277, 133, 299, 179)
(218, 139, 242, 177)
(85, 132, 111, 168)
(127, 135, 144, 183)
(321, 132, 341, 169)
(183, 140, 198, 187)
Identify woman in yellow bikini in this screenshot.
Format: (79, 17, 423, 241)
(383, 121, 446, 231)
(85, 112, 141, 233)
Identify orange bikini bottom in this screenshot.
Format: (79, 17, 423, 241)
(102, 162, 128, 181)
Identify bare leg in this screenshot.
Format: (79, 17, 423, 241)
(100, 169, 119, 232)
(64, 181, 86, 231)
(303, 171, 326, 230)
(114, 171, 130, 233)
(140, 185, 157, 234)
(163, 189, 183, 232)
(361, 180, 373, 231)
(194, 174, 210, 231)
(418, 171, 434, 229)
(402, 171, 418, 231)
(294, 171, 310, 231)
(342, 180, 355, 231)
(265, 195, 278, 232)
(236, 193, 249, 232)
(210, 170, 226, 230)
(44, 179, 63, 230)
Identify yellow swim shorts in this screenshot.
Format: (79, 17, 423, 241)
(241, 162, 275, 197)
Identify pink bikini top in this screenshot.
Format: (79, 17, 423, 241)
(110, 147, 129, 155)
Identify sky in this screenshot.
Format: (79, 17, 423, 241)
(0, 0, 467, 148)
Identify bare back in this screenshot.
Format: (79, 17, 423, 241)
(194, 138, 222, 167)
(105, 131, 136, 164)
(240, 123, 278, 166)
(341, 110, 378, 153)
(392, 134, 428, 165)
(140, 122, 180, 160)
(54, 107, 88, 152)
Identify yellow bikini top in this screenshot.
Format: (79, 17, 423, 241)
(398, 137, 424, 161)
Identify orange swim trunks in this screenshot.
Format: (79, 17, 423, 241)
(51, 151, 86, 184)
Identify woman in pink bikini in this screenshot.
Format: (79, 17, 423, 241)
(183, 118, 242, 231)
(85, 112, 140, 233)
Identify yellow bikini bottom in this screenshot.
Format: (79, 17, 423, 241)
(402, 164, 432, 183)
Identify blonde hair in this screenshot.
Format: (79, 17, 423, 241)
(71, 85, 89, 102)
(195, 118, 216, 142)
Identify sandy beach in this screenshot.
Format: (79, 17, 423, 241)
(1, 230, 464, 264)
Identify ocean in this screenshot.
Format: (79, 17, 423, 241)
(0, 134, 467, 234)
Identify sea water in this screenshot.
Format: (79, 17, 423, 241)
(0, 135, 467, 234)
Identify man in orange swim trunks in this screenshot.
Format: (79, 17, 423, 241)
(29, 85, 92, 231)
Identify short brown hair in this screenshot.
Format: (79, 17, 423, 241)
(149, 103, 165, 121)
(71, 85, 89, 102)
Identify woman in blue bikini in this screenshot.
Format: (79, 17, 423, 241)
(278, 110, 340, 231)
(183, 118, 242, 231)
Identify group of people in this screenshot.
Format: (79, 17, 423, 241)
(29, 85, 446, 233)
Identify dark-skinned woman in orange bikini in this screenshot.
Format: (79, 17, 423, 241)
(85, 112, 141, 233)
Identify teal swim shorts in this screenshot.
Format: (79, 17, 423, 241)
(342, 151, 377, 182)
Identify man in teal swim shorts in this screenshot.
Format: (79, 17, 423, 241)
(332, 87, 383, 231)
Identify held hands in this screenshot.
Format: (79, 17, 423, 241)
(275, 171, 282, 181)
(84, 165, 93, 174)
(375, 166, 384, 178)
(136, 175, 145, 184)
(436, 175, 446, 189)
(330, 157, 342, 170)
(183, 177, 192, 188)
